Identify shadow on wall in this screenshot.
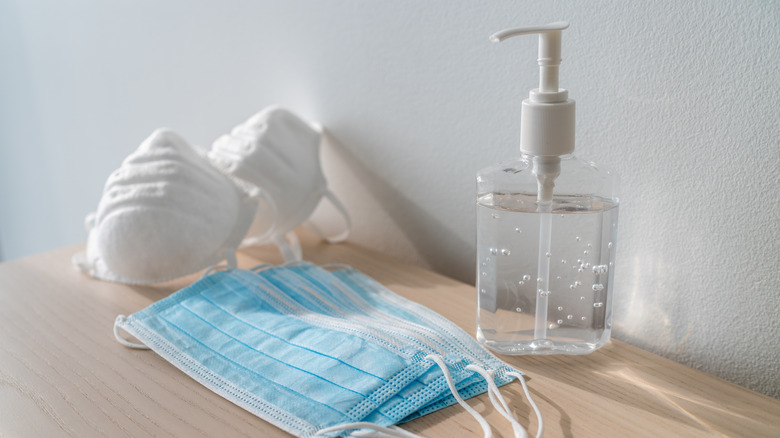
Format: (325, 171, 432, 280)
(319, 130, 474, 282)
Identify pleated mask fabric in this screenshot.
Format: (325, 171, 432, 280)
(114, 264, 532, 437)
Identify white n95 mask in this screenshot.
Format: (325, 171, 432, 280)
(73, 128, 257, 285)
(209, 106, 350, 262)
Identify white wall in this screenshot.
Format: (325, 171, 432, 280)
(1, 0, 778, 398)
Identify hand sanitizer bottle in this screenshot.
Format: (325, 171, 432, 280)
(476, 22, 619, 355)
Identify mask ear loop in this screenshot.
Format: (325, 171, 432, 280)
(201, 264, 232, 279)
(273, 231, 303, 262)
(250, 263, 273, 272)
(240, 186, 303, 262)
(306, 189, 352, 244)
(507, 372, 544, 438)
(321, 263, 353, 271)
(281, 259, 307, 268)
(113, 315, 150, 350)
(315, 422, 423, 438)
(466, 365, 528, 438)
(425, 354, 493, 438)
(240, 188, 280, 247)
(71, 252, 93, 275)
(72, 212, 98, 275)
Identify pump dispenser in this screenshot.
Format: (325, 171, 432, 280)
(476, 22, 620, 355)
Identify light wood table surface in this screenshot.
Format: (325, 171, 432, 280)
(2, 233, 779, 437)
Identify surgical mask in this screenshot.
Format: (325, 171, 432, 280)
(208, 106, 350, 262)
(260, 264, 519, 424)
(114, 263, 543, 437)
(73, 129, 257, 285)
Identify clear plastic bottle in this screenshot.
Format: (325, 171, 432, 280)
(476, 154, 619, 354)
(476, 22, 619, 354)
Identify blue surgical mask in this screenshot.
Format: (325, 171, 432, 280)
(114, 264, 542, 437)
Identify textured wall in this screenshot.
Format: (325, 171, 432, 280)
(1, 1, 778, 397)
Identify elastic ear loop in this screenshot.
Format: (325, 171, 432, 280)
(250, 263, 273, 272)
(223, 250, 238, 269)
(202, 264, 232, 279)
(242, 187, 304, 262)
(321, 263, 353, 271)
(306, 189, 352, 244)
(315, 356, 511, 438)
(425, 354, 493, 438)
(113, 315, 150, 350)
(507, 372, 544, 438)
(466, 365, 528, 438)
(315, 422, 423, 438)
(305, 124, 350, 245)
(273, 231, 303, 262)
(250, 261, 310, 275)
(72, 212, 98, 275)
(240, 188, 280, 247)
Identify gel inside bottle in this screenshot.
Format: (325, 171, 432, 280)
(476, 22, 620, 355)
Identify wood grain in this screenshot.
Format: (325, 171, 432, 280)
(1, 233, 778, 437)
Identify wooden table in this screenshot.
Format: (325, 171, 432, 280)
(2, 234, 779, 437)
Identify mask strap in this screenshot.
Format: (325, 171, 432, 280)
(113, 315, 150, 350)
(307, 190, 352, 244)
(321, 263, 353, 271)
(255, 188, 280, 242)
(425, 355, 492, 438)
(72, 213, 98, 276)
(315, 422, 423, 438)
(201, 264, 231, 279)
(466, 365, 528, 438)
(223, 249, 238, 268)
(315, 358, 525, 438)
(507, 372, 544, 438)
(250, 263, 273, 272)
(273, 231, 303, 262)
(71, 251, 93, 275)
(240, 188, 281, 247)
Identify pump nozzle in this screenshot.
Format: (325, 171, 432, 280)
(489, 21, 575, 160)
(491, 22, 569, 95)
